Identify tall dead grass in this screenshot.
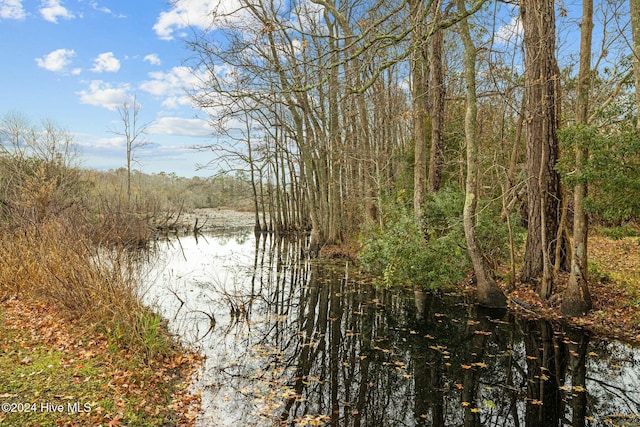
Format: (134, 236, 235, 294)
(0, 159, 174, 360)
(0, 219, 174, 359)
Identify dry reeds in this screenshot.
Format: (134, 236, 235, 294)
(0, 219, 174, 359)
(0, 156, 174, 360)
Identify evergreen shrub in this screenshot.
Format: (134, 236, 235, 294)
(359, 188, 521, 289)
(358, 189, 470, 289)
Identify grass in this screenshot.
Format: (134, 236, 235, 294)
(0, 299, 201, 427)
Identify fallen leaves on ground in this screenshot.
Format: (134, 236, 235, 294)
(502, 232, 640, 344)
(0, 298, 202, 427)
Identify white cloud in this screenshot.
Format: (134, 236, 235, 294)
(88, 1, 109, 14)
(148, 117, 211, 137)
(89, 1, 125, 18)
(77, 80, 130, 110)
(140, 66, 204, 109)
(78, 135, 124, 151)
(494, 15, 522, 45)
(153, 0, 243, 40)
(88, 1, 125, 18)
(160, 96, 192, 110)
(91, 52, 120, 73)
(144, 53, 161, 66)
(140, 66, 196, 96)
(40, 0, 74, 23)
(35, 48, 76, 72)
(0, 0, 26, 19)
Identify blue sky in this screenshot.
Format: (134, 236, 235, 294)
(0, 0, 222, 177)
(1, 0, 627, 177)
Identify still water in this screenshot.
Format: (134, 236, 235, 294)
(143, 226, 640, 427)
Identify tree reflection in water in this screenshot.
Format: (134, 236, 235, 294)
(144, 230, 640, 427)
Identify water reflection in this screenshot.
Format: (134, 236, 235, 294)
(143, 229, 640, 427)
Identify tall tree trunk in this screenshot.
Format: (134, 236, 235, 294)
(410, 0, 430, 218)
(429, 3, 445, 193)
(246, 121, 262, 233)
(264, 27, 325, 254)
(562, 0, 593, 316)
(520, 0, 563, 295)
(457, 0, 507, 308)
(326, 14, 342, 244)
(631, 0, 640, 133)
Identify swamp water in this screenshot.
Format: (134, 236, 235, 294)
(143, 225, 640, 427)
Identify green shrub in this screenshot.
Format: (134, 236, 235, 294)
(600, 224, 640, 240)
(559, 124, 640, 225)
(359, 188, 520, 289)
(359, 189, 470, 289)
(476, 202, 525, 270)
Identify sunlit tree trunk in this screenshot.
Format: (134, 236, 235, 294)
(245, 115, 262, 233)
(457, 0, 507, 308)
(562, 0, 593, 316)
(520, 0, 562, 297)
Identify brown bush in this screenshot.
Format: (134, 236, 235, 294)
(0, 219, 174, 359)
(0, 155, 174, 359)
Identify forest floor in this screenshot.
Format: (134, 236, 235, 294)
(503, 230, 640, 344)
(0, 298, 202, 427)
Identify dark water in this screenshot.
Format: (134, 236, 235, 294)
(142, 228, 640, 427)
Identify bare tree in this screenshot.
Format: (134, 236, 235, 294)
(456, 0, 507, 308)
(562, 0, 593, 316)
(110, 96, 150, 202)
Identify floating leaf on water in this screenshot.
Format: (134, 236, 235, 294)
(483, 399, 496, 409)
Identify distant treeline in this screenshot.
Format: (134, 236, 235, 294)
(86, 168, 256, 212)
